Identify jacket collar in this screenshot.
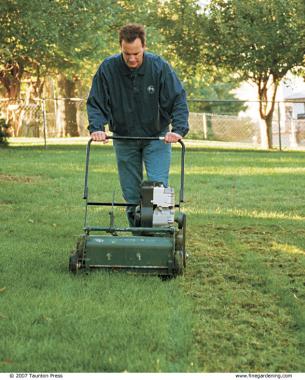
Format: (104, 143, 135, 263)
(119, 53, 146, 76)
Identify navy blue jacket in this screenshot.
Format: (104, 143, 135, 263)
(87, 52, 189, 137)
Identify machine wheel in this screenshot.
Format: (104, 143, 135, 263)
(174, 213, 186, 275)
(68, 253, 79, 274)
(69, 236, 85, 274)
(174, 249, 184, 275)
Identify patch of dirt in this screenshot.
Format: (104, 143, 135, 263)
(0, 174, 39, 183)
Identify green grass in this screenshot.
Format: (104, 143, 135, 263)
(1, 142, 305, 372)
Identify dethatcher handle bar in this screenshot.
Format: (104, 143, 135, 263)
(83, 135, 185, 207)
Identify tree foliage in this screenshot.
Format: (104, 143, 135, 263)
(200, 0, 305, 148)
(3, 0, 286, 136)
(0, 0, 243, 104)
(0, 0, 117, 98)
(152, 0, 244, 112)
(153, 0, 202, 72)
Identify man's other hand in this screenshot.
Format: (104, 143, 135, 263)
(164, 132, 182, 143)
(91, 131, 109, 143)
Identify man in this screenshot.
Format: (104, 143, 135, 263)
(87, 24, 189, 226)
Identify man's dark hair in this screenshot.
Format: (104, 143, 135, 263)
(119, 24, 146, 46)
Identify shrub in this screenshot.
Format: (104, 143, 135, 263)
(0, 118, 9, 146)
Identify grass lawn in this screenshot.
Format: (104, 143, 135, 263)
(1, 141, 305, 373)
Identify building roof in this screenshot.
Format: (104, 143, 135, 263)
(285, 91, 305, 101)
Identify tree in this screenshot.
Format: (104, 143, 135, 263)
(200, 0, 305, 148)
(0, 0, 116, 100)
(154, 0, 202, 73)
(0, 0, 118, 135)
(152, 0, 244, 116)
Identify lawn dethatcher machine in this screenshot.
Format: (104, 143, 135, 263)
(69, 136, 187, 278)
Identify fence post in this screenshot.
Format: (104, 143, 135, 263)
(202, 113, 207, 140)
(277, 102, 282, 151)
(41, 98, 48, 149)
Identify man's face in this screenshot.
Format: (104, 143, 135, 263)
(121, 37, 145, 69)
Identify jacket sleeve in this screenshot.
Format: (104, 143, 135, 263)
(159, 62, 189, 137)
(86, 64, 110, 134)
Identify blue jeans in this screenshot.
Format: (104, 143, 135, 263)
(113, 138, 171, 226)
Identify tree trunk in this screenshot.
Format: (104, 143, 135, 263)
(0, 62, 25, 136)
(257, 75, 278, 149)
(0, 62, 23, 99)
(258, 118, 268, 149)
(57, 74, 79, 137)
(265, 113, 273, 149)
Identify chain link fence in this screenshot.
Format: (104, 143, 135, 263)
(1, 97, 305, 149)
(0, 98, 43, 137)
(0, 97, 88, 140)
(188, 99, 305, 149)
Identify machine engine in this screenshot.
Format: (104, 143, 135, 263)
(136, 181, 175, 228)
